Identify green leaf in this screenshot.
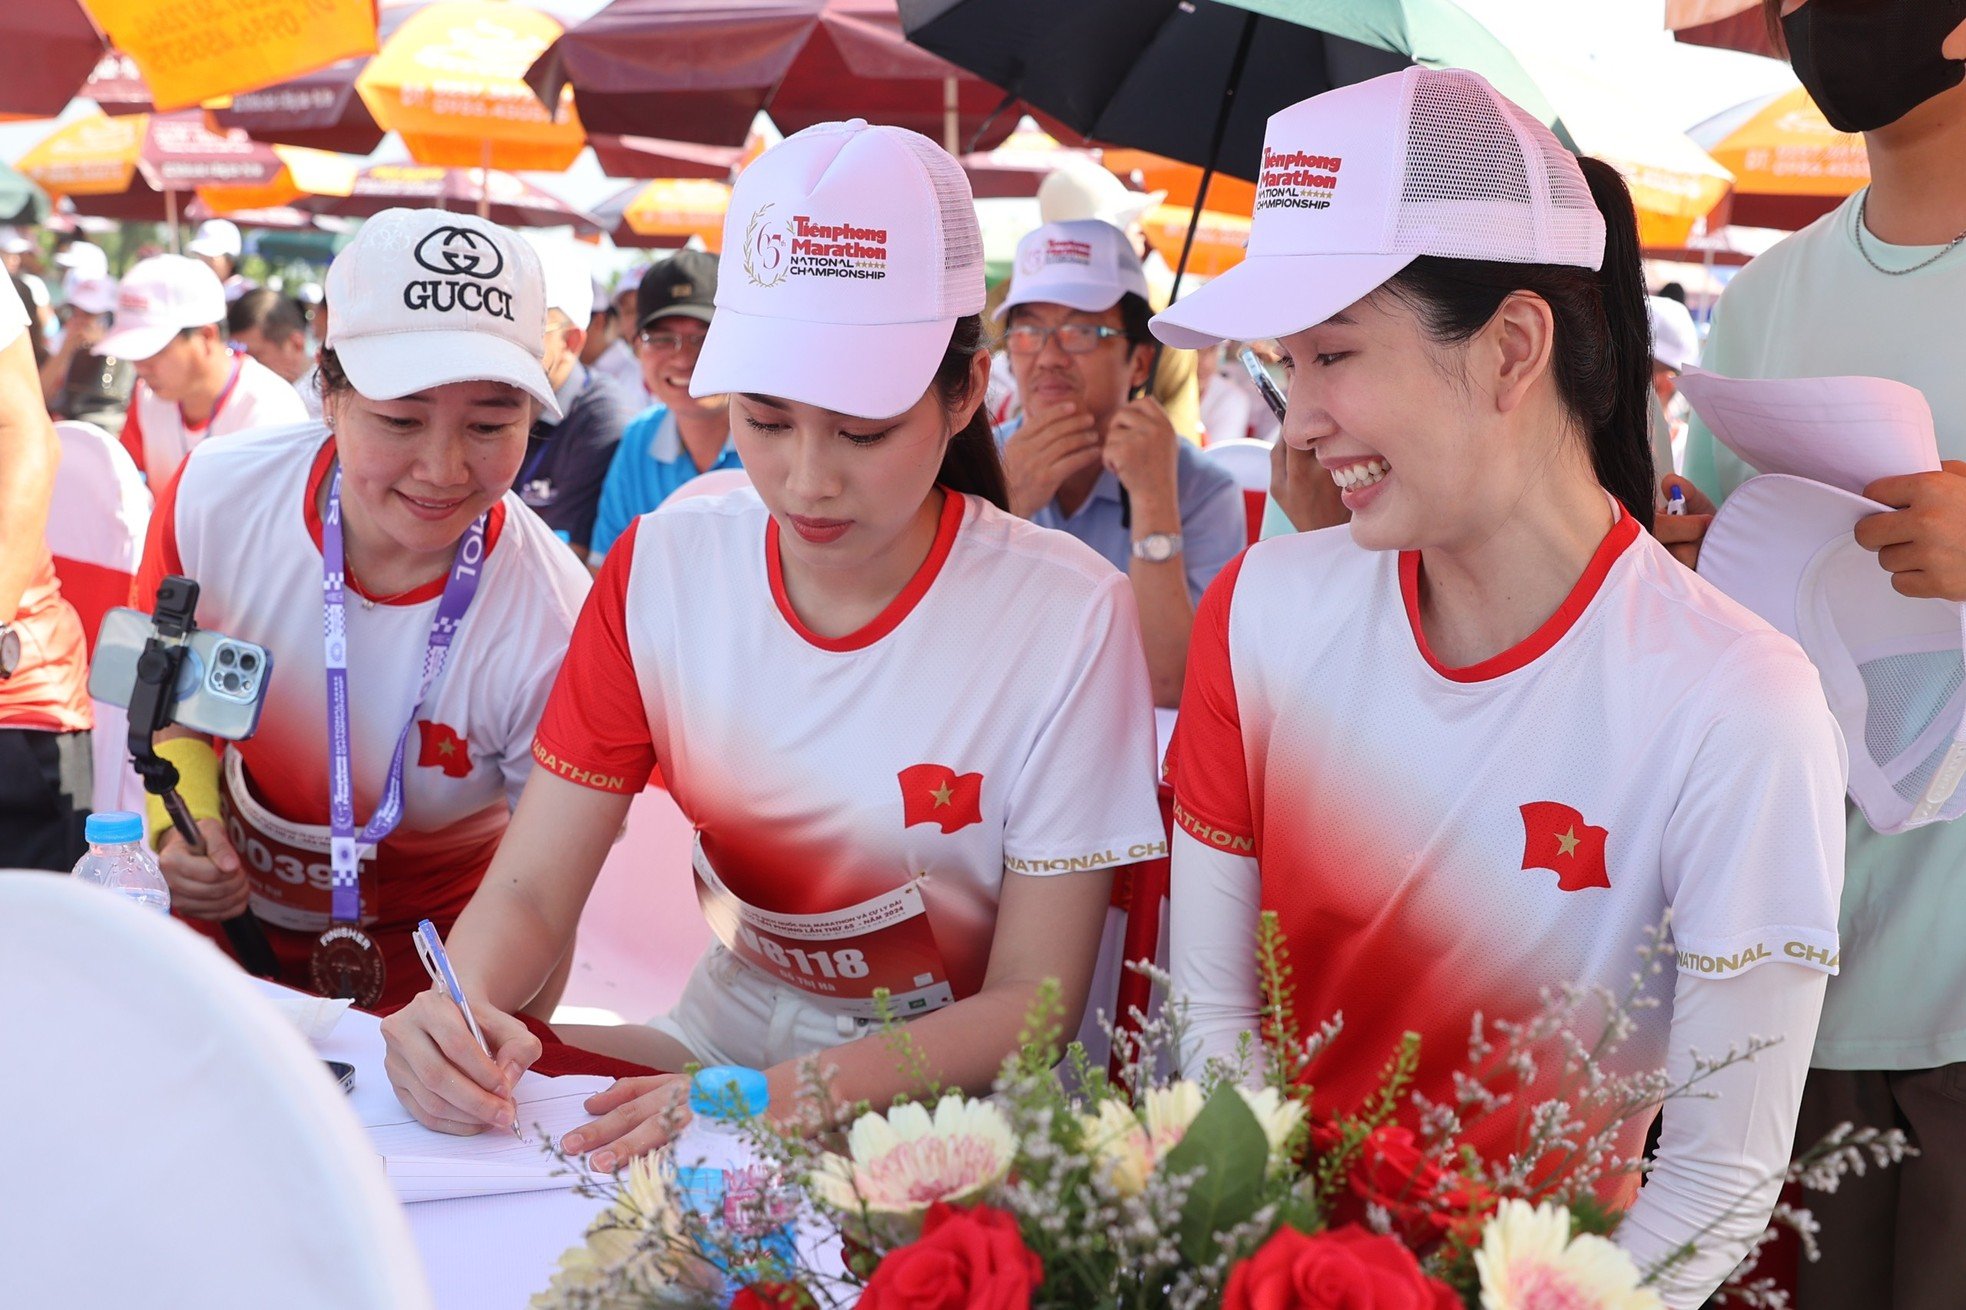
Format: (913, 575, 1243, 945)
(1162, 1086, 1272, 1266)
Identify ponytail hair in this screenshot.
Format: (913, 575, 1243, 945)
(931, 313, 1010, 511)
(1378, 155, 1657, 532)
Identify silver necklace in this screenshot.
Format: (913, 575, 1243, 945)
(1856, 192, 1966, 276)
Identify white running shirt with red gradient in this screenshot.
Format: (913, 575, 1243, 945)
(135, 423, 590, 938)
(119, 350, 309, 484)
(533, 488, 1166, 1010)
(1169, 507, 1849, 1175)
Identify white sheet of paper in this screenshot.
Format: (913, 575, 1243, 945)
(1678, 368, 1941, 495)
(366, 1080, 613, 1203)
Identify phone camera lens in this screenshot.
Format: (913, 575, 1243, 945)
(238, 652, 257, 671)
(218, 647, 235, 666)
(222, 672, 242, 693)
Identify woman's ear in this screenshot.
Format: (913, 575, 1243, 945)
(955, 349, 991, 429)
(1486, 291, 1557, 415)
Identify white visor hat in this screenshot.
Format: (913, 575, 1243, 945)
(690, 118, 985, 420)
(1152, 66, 1605, 350)
(1701, 474, 1966, 834)
(325, 208, 559, 420)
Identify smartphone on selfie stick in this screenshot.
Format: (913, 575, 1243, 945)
(98, 576, 281, 979)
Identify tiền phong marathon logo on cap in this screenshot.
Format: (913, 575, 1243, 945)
(743, 202, 890, 287)
(1256, 148, 1344, 213)
(1021, 237, 1094, 276)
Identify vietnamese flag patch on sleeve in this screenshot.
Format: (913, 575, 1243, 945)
(1519, 800, 1610, 891)
(417, 720, 474, 779)
(899, 763, 984, 834)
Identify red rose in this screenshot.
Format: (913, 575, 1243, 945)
(1223, 1225, 1461, 1310)
(857, 1202, 1041, 1310)
(730, 1284, 809, 1310)
(1312, 1123, 1493, 1244)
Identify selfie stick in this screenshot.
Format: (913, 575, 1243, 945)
(127, 576, 280, 979)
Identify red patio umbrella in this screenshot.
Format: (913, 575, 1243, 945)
(83, 51, 154, 116)
(589, 135, 744, 181)
(301, 163, 602, 232)
(0, 1, 106, 118)
(525, 0, 1035, 151)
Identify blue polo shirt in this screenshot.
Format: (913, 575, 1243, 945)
(587, 404, 741, 562)
(996, 417, 1246, 604)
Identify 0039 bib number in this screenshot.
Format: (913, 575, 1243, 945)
(221, 748, 376, 932)
(692, 838, 957, 1020)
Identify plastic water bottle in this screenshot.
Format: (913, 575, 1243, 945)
(670, 1066, 798, 1303)
(72, 812, 170, 914)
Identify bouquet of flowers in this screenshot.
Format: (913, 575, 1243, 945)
(533, 916, 1905, 1310)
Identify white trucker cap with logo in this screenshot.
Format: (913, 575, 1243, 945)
(93, 255, 228, 361)
(691, 118, 985, 420)
(996, 218, 1151, 321)
(1153, 67, 1605, 349)
(325, 208, 559, 419)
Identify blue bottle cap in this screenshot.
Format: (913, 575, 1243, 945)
(689, 1065, 769, 1119)
(85, 812, 144, 845)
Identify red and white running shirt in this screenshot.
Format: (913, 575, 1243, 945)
(533, 488, 1166, 1003)
(135, 423, 590, 935)
(1169, 508, 1849, 1164)
(119, 350, 308, 484)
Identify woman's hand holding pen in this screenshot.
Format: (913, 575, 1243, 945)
(380, 983, 540, 1135)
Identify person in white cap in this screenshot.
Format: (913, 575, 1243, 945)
(0, 227, 53, 338)
(40, 271, 132, 429)
(133, 208, 592, 1015)
(581, 275, 650, 412)
(187, 218, 255, 303)
(53, 238, 108, 282)
(1668, 8, 1966, 1304)
(1035, 158, 1202, 439)
(96, 255, 307, 484)
(1155, 68, 1848, 1308)
(381, 120, 1165, 1164)
(515, 238, 631, 554)
(1645, 292, 1699, 476)
(996, 217, 1244, 707)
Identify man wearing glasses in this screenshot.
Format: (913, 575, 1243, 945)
(997, 220, 1243, 707)
(588, 250, 740, 564)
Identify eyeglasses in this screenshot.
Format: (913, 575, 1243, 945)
(1240, 347, 1287, 422)
(638, 329, 707, 354)
(1002, 323, 1128, 356)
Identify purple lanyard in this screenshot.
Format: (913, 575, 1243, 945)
(321, 465, 487, 924)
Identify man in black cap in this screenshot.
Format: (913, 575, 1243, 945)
(586, 249, 739, 564)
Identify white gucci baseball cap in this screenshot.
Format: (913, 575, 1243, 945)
(93, 255, 228, 361)
(1153, 67, 1606, 349)
(996, 219, 1151, 321)
(690, 118, 986, 420)
(325, 208, 559, 419)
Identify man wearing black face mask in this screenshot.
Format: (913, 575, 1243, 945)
(1666, 5, 1966, 1308)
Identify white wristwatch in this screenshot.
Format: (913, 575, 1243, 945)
(1131, 532, 1184, 563)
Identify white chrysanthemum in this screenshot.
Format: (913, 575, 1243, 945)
(1239, 1086, 1307, 1169)
(807, 1095, 1016, 1221)
(534, 1155, 696, 1309)
(1476, 1199, 1663, 1310)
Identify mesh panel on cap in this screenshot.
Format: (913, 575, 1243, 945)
(1394, 70, 1602, 267)
(885, 129, 985, 320)
(1857, 649, 1966, 800)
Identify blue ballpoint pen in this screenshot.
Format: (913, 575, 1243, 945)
(414, 918, 518, 1133)
(1665, 485, 1686, 516)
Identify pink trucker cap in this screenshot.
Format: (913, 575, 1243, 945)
(691, 119, 986, 420)
(1153, 67, 1606, 349)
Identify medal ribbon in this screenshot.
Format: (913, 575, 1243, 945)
(321, 464, 486, 924)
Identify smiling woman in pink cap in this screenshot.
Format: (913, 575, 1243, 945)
(134, 208, 591, 1013)
(1156, 70, 1850, 1306)
(381, 120, 1165, 1165)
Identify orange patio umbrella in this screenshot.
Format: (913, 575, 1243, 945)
(356, 0, 585, 177)
(1691, 86, 1867, 230)
(196, 147, 359, 215)
(596, 178, 731, 251)
(81, 0, 377, 112)
(1137, 203, 1250, 281)
(1101, 148, 1257, 218)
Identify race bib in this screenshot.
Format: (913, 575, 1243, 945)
(220, 748, 377, 932)
(692, 837, 957, 1020)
